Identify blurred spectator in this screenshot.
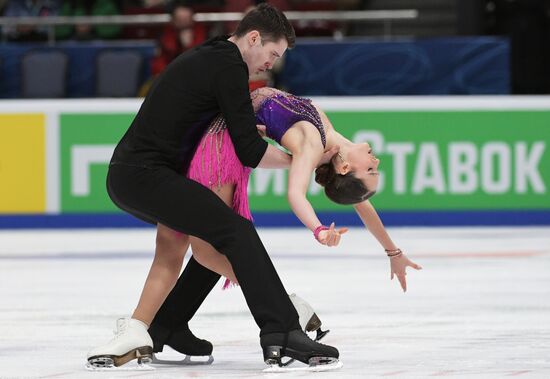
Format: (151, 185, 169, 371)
(120, 0, 167, 40)
(122, 0, 169, 8)
(3, 0, 60, 41)
(150, 1, 207, 76)
(121, 0, 223, 40)
(55, 0, 121, 40)
(288, 0, 360, 37)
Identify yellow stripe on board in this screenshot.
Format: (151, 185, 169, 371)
(0, 114, 46, 213)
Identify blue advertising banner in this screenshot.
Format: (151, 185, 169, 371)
(279, 37, 510, 96)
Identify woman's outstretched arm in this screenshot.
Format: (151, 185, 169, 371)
(354, 200, 422, 292)
(287, 143, 347, 246)
(353, 200, 397, 250)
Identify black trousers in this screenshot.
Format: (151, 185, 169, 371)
(107, 163, 300, 335)
(151, 255, 220, 335)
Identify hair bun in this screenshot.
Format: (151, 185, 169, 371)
(314, 164, 332, 187)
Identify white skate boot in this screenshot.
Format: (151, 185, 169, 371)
(86, 318, 154, 370)
(289, 293, 329, 341)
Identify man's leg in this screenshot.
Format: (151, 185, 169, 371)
(107, 164, 338, 364)
(149, 256, 220, 355)
(108, 164, 299, 334)
(149, 181, 234, 355)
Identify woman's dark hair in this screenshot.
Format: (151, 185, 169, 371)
(234, 3, 296, 48)
(315, 161, 375, 205)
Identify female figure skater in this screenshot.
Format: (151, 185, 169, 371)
(132, 87, 421, 346)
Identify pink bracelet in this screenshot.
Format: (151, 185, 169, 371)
(313, 225, 329, 242)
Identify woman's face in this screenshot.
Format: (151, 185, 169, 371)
(338, 142, 380, 192)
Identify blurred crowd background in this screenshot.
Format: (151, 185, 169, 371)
(1, 1, 549, 228)
(0, 0, 548, 98)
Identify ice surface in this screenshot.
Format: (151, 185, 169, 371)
(0, 227, 549, 378)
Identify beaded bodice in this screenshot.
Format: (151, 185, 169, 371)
(205, 88, 326, 148)
(251, 88, 326, 148)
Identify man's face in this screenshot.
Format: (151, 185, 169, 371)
(244, 32, 288, 76)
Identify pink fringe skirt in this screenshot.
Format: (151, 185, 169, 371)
(186, 115, 252, 289)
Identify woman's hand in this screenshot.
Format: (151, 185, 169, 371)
(390, 253, 422, 292)
(317, 222, 348, 247)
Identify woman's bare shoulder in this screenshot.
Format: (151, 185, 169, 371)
(282, 122, 324, 157)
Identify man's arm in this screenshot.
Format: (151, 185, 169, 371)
(258, 144, 292, 168)
(214, 64, 268, 168)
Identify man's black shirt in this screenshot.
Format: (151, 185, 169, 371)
(111, 35, 268, 173)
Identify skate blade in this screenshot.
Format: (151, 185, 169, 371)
(280, 328, 330, 367)
(152, 353, 214, 366)
(263, 358, 343, 373)
(86, 346, 154, 371)
(85, 361, 154, 371)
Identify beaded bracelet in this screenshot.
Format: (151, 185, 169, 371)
(385, 248, 403, 258)
(313, 225, 330, 242)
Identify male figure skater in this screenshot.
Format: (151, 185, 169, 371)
(87, 4, 339, 370)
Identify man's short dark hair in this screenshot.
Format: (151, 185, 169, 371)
(234, 3, 296, 48)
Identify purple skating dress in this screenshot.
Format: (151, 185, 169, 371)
(254, 88, 326, 148)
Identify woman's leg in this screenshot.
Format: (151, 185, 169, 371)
(133, 181, 240, 327)
(190, 183, 238, 284)
(132, 223, 189, 326)
(190, 238, 237, 284)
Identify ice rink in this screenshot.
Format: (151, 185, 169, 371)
(0, 226, 549, 378)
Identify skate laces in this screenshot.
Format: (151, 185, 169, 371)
(298, 329, 330, 347)
(112, 318, 129, 338)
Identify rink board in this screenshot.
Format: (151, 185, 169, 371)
(0, 97, 549, 226)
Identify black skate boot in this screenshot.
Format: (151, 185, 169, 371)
(261, 329, 340, 371)
(149, 322, 213, 365)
